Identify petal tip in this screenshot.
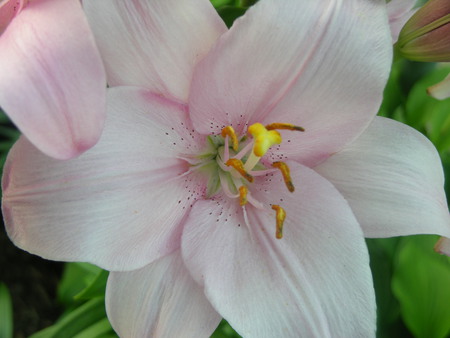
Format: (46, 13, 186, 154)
(434, 237, 450, 256)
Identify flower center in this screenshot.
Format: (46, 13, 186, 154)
(196, 122, 304, 239)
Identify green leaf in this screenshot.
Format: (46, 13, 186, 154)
(210, 0, 233, 7)
(211, 319, 241, 338)
(405, 65, 450, 132)
(75, 269, 109, 300)
(72, 318, 116, 338)
(58, 263, 102, 306)
(379, 60, 405, 118)
(30, 298, 107, 338)
(366, 238, 412, 338)
(216, 6, 247, 28)
(399, 60, 436, 97)
(0, 283, 13, 338)
(392, 235, 450, 338)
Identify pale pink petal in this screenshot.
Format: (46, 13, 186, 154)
(0, 0, 25, 33)
(315, 117, 450, 238)
(182, 163, 375, 337)
(106, 250, 221, 337)
(428, 73, 450, 100)
(387, 0, 416, 43)
(189, 0, 392, 167)
(435, 237, 450, 256)
(2, 87, 205, 271)
(0, 0, 106, 159)
(83, 0, 226, 103)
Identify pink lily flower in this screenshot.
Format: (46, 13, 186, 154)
(0, 0, 106, 159)
(3, 0, 450, 336)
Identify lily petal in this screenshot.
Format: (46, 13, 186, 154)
(106, 250, 221, 337)
(0, 0, 106, 159)
(427, 73, 450, 100)
(2, 87, 204, 271)
(0, 0, 25, 33)
(387, 0, 416, 43)
(435, 237, 450, 256)
(83, 0, 227, 103)
(182, 163, 375, 337)
(315, 117, 450, 238)
(189, 0, 392, 167)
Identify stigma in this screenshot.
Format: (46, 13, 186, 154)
(214, 121, 304, 240)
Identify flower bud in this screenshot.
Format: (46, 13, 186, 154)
(397, 0, 450, 62)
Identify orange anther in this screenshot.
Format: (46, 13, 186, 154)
(271, 205, 286, 239)
(239, 186, 248, 206)
(272, 161, 295, 192)
(221, 126, 239, 152)
(225, 158, 254, 183)
(265, 123, 305, 132)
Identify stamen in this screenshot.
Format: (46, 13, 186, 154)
(248, 123, 281, 157)
(239, 186, 248, 206)
(221, 126, 239, 152)
(249, 168, 277, 177)
(272, 162, 295, 192)
(226, 158, 254, 183)
(271, 205, 286, 239)
(265, 123, 305, 132)
(234, 142, 253, 160)
(223, 134, 230, 162)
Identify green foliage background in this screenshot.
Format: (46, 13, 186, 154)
(1, 0, 450, 337)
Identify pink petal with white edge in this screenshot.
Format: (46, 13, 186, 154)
(315, 117, 450, 238)
(435, 237, 450, 256)
(387, 0, 416, 43)
(2, 87, 206, 271)
(189, 0, 392, 167)
(428, 73, 450, 100)
(0, 0, 106, 159)
(182, 163, 375, 337)
(106, 250, 221, 337)
(83, 0, 226, 103)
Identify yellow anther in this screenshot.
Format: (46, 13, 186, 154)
(272, 162, 295, 193)
(239, 186, 248, 206)
(225, 158, 254, 183)
(221, 126, 239, 152)
(248, 123, 282, 157)
(271, 205, 286, 239)
(265, 123, 305, 132)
